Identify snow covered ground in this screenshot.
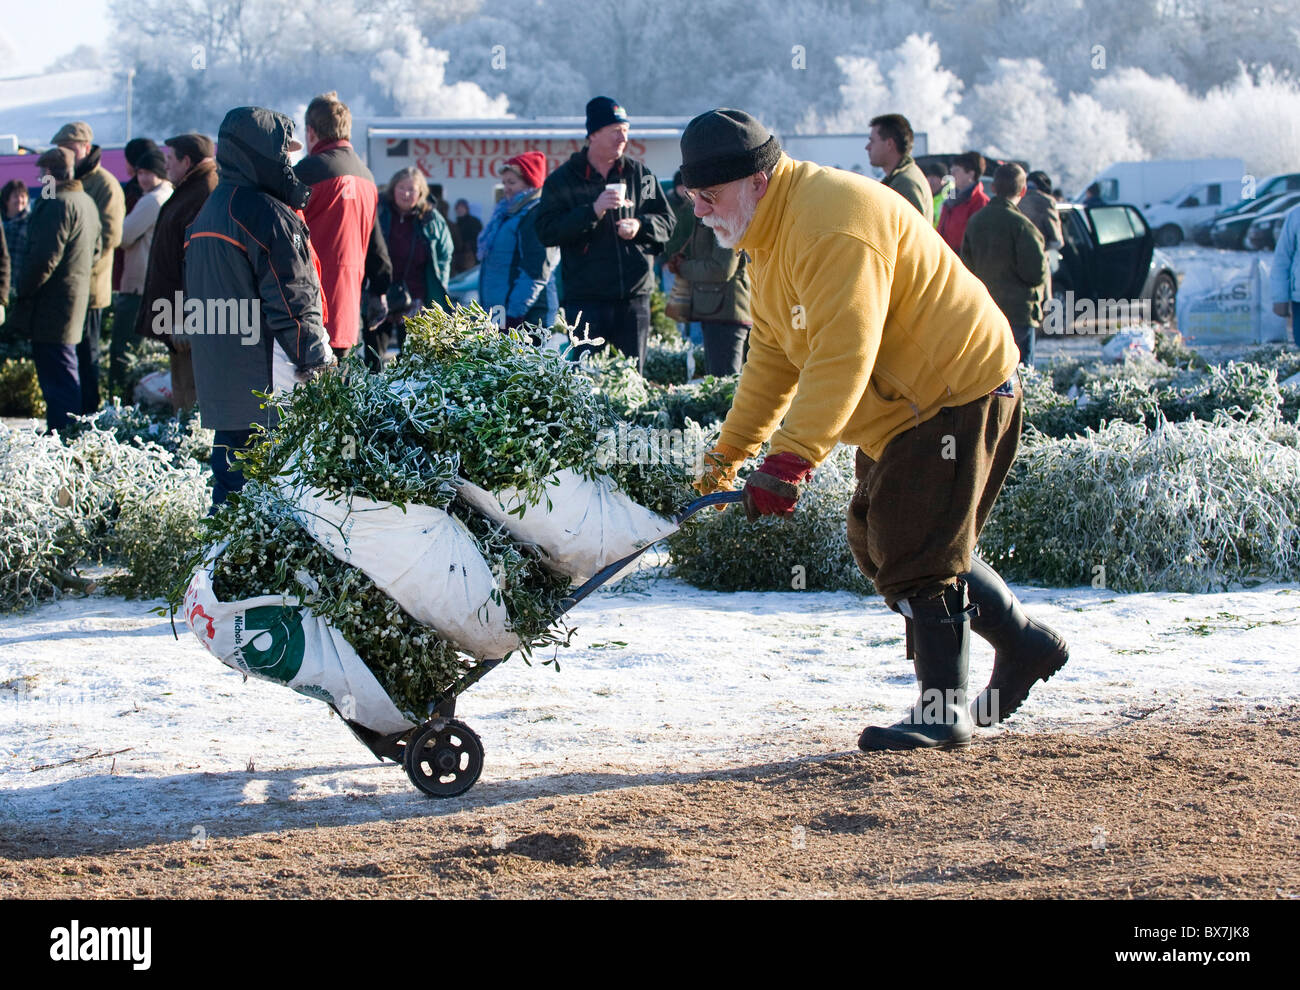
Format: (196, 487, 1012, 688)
(2, 576, 1297, 848)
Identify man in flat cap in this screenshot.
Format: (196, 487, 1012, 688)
(51, 121, 123, 415)
(684, 108, 1069, 752)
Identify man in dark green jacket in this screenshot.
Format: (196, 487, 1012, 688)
(9, 148, 101, 432)
(868, 114, 930, 219)
(667, 194, 751, 375)
(52, 121, 123, 414)
(961, 163, 1048, 366)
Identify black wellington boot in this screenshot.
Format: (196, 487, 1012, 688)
(964, 554, 1069, 727)
(858, 582, 975, 752)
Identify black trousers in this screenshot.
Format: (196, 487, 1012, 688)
(700, 321, 750, 376)
(564, 296, 650, 373)
(31, 342, 81, 433)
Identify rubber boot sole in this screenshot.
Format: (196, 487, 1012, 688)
(857, 726, 973, 753)
(971, 636, 1069, 728)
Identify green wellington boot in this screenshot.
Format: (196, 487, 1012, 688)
(964, 555, 1069, 727)
(858, 581, 975, 752)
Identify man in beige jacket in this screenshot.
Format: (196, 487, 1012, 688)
(52, 121, 124, 414)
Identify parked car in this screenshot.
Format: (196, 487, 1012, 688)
(1211, 192, 1300, 249)
(1142, 178, 1241, 246)
(446, 264, 480, 307)
(1047, 202, 1179, 332)
(1246, 202, 1300, 251)
(1191, 172, 1300, 245)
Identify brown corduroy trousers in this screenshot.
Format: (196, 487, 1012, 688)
(847, 379, 1022, 607)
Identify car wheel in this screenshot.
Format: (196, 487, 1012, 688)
(1150, 272, 1177, 324)
(1155, 224, 1183, 247)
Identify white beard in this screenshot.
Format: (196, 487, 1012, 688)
(702, 179, 760, 249)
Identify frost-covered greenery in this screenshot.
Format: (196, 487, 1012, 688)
(667, 445, 873, 593)
(0, 424, 209, 610)
(1022, 358, 1294, 438)
(641, 335, 707, 386)
(63, 400, 213, 467)
(0, 358, 44, 418)
(978, 413, 1300, 592)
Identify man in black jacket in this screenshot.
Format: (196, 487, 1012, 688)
(534, 97, 674, 372)
(184, 106, 334, 509)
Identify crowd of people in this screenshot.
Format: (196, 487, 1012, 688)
(0, 90, 1090, 754)
(0, 97, 1073, 491)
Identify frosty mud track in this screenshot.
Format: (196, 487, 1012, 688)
(3, 580, 1299, 898)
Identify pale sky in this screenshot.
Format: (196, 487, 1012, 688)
(0, 0, 112, 77)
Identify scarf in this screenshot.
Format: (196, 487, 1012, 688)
(477, 187, 540, 261)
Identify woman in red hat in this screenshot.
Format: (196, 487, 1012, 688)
(477, 151, 558, 329)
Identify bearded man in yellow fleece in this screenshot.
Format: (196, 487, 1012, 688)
(684, 109, 1069, 752)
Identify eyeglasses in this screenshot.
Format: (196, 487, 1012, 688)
(695, 186, 725, 206)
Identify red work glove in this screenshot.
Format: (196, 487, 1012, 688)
(742, 452, 814, 520)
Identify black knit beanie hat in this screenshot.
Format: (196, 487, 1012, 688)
(586, 96, 629, 136)
(679, 108, 782, 189)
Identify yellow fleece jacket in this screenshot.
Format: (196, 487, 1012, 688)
(720, 155, 1019, 465)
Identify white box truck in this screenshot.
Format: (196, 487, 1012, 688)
(363, 118, 915, 222)
(364, 117, 693, 224)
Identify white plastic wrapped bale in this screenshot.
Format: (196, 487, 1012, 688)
(183, 549, 415, 736)
(455, 468, 679, 585)
(133, 370, 173, 407)
(281, 483, 522, 660)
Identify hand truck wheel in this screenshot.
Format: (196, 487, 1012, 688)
(402, 719, 484, 798)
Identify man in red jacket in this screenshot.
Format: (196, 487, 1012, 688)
(294, 92, 392, 361)
(938, 151, 989, 255)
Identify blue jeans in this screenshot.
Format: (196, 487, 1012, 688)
(210, 429, 254, 514)
(31, 342, 81, 432)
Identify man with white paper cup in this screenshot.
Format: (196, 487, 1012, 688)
(535, 96, 675, 373)
(684, 108, 1070, 753)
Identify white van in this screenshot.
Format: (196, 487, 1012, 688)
(1079, 158, 1244, 214)
(1142, 179, 1244, 246)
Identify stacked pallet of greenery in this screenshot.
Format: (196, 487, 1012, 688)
(0, 423, 209, 611)
(172, 305, 699, 717)
(1021, 358, 1297, 438)
(979, 411, 1300, 592)
(659, 328, 1300, 593)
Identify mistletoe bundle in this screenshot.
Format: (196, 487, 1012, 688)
(174, 305, 705, 725)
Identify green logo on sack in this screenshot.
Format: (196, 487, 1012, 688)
(236, 605, 306, 683)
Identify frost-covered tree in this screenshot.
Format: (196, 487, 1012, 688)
(370, 24, 509, 117)
(818, 34, 971, 152)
